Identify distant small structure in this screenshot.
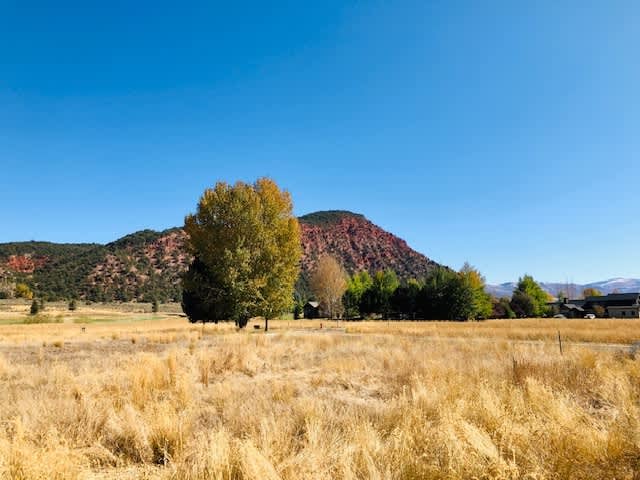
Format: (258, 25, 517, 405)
(585, 293, 640, 318)
(303, 301, 320, 319)
(557, 301, 585, 318)
(550, 293, 640, 318)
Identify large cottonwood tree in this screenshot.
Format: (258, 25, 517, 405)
(182, 178, 302, 330)
(309, 255, 347, 319)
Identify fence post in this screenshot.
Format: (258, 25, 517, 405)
(557, 330, 563, 355)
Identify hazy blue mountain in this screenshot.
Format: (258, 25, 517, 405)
(487, 278, 640, 298)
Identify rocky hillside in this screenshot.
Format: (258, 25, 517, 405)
(85, 229, 188, 302)
(299, 211, 439, 281)
(0, 211, 442, 301)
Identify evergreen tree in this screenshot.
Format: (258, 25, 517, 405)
(418, 267, 477, 320)
(293, 302, 302, 320)
(30, 299, 39, 315)
(390, 279, 421, 318)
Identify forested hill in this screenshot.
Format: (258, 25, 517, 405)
(0, 229, 186, 302)
(0, 212, 442, 301)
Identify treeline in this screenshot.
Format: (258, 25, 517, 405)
(304, 262, 493, 321)
(304, 258, 555, 321)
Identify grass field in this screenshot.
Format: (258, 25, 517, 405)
(0, 302, 638, 479)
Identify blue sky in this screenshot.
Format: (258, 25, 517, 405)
(1, 1, 639, 284)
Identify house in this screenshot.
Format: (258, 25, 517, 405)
(303, 301, 320, 319)
(552, 293, 640, 318)
(583, 293, 640, 318)
(559, 302, 585, 318)
(548, 297, 586, 318)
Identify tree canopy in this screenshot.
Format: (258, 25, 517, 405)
(309, 255, 347, 319)
(340, 264, 493, 321)
(510, 275, 551, 317)
(342, 271, 373, 318)
(360, 270, 399, 318)
(582, 287, 603, 298)
(459, 263, 493, 319)
(182, 178, 302, 328)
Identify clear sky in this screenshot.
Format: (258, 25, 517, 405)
(1, 1, 639, 284)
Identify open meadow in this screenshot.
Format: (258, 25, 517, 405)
(0, 302, 638, 479)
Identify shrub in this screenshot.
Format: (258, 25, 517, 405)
(15, 283, 33, 299)
(30, 299, 40, 315)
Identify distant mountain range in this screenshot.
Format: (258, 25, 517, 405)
(487, 278, 640, 299)
(0, 211, 441, 302)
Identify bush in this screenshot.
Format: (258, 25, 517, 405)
(152, 299, 159, 313)
(68, 299, 77, 311)
(15, 283, 33, 299)
(30, 299, 39, 315)
(24, 314, 63, 324)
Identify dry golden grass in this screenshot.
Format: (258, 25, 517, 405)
(0, 315, 638, 479)
(343, 317, 640, 345)
(0, 300, 183, 327)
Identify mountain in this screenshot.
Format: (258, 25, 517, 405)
(486, 283, 518, 299)
(584, 278, 640, 293)
(0, 230, 186, 302)
(487, 278, 640, 298)
(0, 211, 442, 302)
(298, 211, 439, 281)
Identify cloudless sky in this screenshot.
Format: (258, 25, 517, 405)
(1, 1, 639, 284)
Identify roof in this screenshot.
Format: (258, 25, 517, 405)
(305, 301, 320, 308)
(585, 293, 640, 306)
(548, 299, 585, 307)
(586, 293, 639, 301)
(561, 304, 584, 312)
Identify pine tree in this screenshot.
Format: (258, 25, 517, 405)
(30, 299, 39, 315)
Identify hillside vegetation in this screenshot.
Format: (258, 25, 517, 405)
(0, 212, 440, 302)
